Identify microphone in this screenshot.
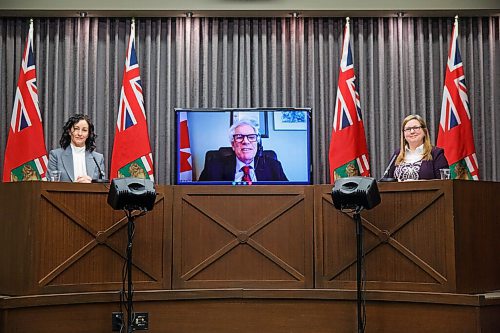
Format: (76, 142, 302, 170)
(379, 153, 397, 182)
(257, 135, 263, 158)
(254, 136, 264, 171)
(91, 154, 108, 183)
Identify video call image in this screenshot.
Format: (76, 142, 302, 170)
(175, 108, 312, 185)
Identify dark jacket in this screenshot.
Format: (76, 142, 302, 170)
(387, 146, 449, 180)
(199, 153, 288, 182)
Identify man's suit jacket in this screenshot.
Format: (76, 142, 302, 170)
(48, 146, 106, 182)
(387, 146, 449, 180)
(198, 153, 288, 182)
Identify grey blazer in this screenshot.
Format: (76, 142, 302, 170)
(48, 146, 106, 182)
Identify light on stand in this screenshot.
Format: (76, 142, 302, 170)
(107, 178, 156, 333)
(332, 176, 380, 333)
(107, 178, 156, 211)
(332, 176, 381, 211)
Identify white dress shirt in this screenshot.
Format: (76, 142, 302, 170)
(234, 158, 256, 181)
(71, 144, 87, 181)
(404, 144, 424, 163)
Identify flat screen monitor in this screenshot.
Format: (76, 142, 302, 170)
(175, 108, 312, 185)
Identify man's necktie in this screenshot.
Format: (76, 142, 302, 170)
(241, 165, 251, 182)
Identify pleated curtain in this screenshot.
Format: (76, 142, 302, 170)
(0, 17, 498, 184)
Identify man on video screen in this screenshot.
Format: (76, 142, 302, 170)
(199, 119, 288, 182)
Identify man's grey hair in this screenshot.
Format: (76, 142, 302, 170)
(228, 119, 259, 143)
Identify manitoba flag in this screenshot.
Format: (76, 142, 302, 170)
(110, 19, 154, 180)
(328, 18, 370, 183)
(437, 16, 479, 180)
(3, 20, 48, 182)
(178, 112, 193, 181)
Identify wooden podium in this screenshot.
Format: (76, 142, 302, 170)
(1, 181, 499, 332)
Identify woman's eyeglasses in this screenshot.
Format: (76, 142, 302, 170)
(403, 126, 423, 133)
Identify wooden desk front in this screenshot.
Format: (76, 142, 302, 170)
(316, 180, 500, 293)
(1, 181, 498, 296)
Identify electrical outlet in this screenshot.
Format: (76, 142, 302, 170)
(111, 312, 123, 331)
(112, 311, 148, 331)
(134, 312, 149, 330)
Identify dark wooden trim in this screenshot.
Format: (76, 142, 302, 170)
(1, 290, 499, 333)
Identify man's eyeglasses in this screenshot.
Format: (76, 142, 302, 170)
(233, 134, 259, 143)
(403, 126, 423, 133)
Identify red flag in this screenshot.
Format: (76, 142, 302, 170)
(437, 17, 479, 180)
(3, 21, 48, 182)
(329, 18, 370, 183)
(178, 111, 193, 181)
(110, 20, 154, 180)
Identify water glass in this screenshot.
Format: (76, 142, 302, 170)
(439, 168, 450, 180)
(49, 170, 62, 182)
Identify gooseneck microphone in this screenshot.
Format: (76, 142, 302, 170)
(254, 136, 264, 172)
(379, 153, 397, 182)
(92, 153, 108, 183)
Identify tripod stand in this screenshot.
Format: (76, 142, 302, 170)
(106, 177, 157, 332)
(331, 176, 381, 333)
(122, 207, 147, 333)
(352, 206, 365, 333)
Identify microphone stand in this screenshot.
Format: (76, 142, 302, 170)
(379, 153, 397, 182)
(92, 154, 108, 183)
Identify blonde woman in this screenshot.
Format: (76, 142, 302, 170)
(386, 115, 448, 181)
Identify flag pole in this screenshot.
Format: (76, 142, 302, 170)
(126, 20, 136, 333)
(29, 18, 33, 42)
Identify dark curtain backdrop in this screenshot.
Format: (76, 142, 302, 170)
(0, 17, 499, 184)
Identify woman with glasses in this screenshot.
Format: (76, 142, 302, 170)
(47, 114, 106, 182)
(385, 114, 448, 181)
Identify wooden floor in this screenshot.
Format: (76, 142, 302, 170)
(1, 289, 499, 333)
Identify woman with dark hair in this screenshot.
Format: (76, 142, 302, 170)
(47, 114, 106, 183)
(385, 114, 448, 181)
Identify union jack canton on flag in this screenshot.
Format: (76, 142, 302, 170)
(328, 18, 371, 183)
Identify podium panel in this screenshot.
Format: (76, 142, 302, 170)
(0, 182, 172, 296)
(172, 185, 314, 289)
(315, 180, 500, 293)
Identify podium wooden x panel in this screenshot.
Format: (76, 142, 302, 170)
(315, 182, 455, 292)
(34, 183, 169, 294)
(172, 186, 314, 289)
